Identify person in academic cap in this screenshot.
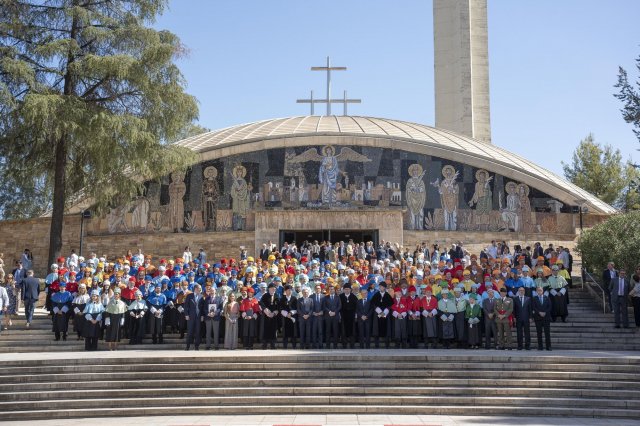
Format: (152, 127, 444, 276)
(279, 284, 298, 349)
(339, 283, 357, 349)
(370, 282, 393, 349)
(146, 283, 167, 344)
(240, 287, 261, 349)
(260, 282, 280, 349)
(452, 286, 468, 348)
(406, 285, 422, 349)
(71, 284, 90, 340)
(82, 290, 104, 351)
(51, 281, 73, 341)
(127, 290, 147, 345)
(420, 285, 439, 349)
(437, 289, 456, 349)
(548, 264, 569, 322)
(391, 286, 409, 348)
(104, 288, 127, 351)
(465, 293, 482, 348)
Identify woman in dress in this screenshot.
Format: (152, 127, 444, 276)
(224, 292, 240, 350)
(83, 291, 105, 351)
(3, 274, 19, 329)
(71, 284, 90, 340)
(104, 288, 127, 351)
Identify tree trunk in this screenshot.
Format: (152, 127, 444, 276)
(47, 136, 67, 270)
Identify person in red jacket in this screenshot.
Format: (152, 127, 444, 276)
(66, 272, 79, 295)
(391, 286, 409, 348)
(420, 286, 439, 348)
(406, 285, 422, 348)
(240, 288, 261, 349)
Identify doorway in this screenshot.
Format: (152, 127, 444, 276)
(279, 229, 378, 246)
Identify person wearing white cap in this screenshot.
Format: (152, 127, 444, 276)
(127, 290, 147, 345)
(71, 284, 90, 340)
(82, 290, 104, 351)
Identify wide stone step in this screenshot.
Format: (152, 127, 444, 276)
(3, 394, 640, 410)
(3, 385, 639, 401)
(2, 368, 638, 384)
(3, 376, 639, 392)
(1, 403, 639, 420)
(2, 360, 634, 374)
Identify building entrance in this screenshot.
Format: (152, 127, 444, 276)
(279, 229, 378, 246)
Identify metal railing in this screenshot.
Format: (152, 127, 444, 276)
(582, 268, 609, 314)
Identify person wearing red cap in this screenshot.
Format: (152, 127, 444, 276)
(391, 287, 408, 348)
(406, 285, 422, 348)
(420, 286, 438, 349)
(240, 288, 261, 349)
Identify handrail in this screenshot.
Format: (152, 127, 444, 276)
(583, 268, 608, 314)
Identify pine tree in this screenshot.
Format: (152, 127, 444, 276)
(0, 0, 198, 267)
(561, 134, 625, 206)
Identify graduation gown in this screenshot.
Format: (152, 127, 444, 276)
(465, 303, 482, 345)
(104, 299, 127, 342)
(279, 295, 298, 338)
(82, 302, 104, 339)
(438, 298, 456, 340)
(370, 291, 393, 338)
(51, 291, 73, 335)
(420, 296, 438, 339)
(259, 293, 280, 341)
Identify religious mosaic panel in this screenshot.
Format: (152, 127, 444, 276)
(89, 145, 573, 235)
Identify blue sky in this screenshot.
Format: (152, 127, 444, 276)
(155, 0, 640, 175)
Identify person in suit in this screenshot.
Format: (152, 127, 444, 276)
(184, 283, 205, 350)
(203, 286, 225, 350)
(297, 287, 313, 349)
(339, 283, 357, 349)
(610, 268, 630, 329)
(20, 270, 40, 328)
(602, 262, 617, 312)
(259, 244, 271, 262)
(323, 283, 341, 349)
(532, 286, 552, 350)
(482, 288, 498, 349)
(513, 286, 532, 350)
(356, 287, 372, 348)
(279, 284, 298, 349)
(311, 284, 325, 349)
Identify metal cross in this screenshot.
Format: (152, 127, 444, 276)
(296, 56, 362, 116)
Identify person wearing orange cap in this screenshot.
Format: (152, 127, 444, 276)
(420, 286, 438, 348)
(406, 285, 422, 348)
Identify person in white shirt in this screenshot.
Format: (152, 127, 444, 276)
(182, 246, 193, 264)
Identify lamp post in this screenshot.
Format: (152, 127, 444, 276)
(574, 199, 588, 282)
(79, 210, 91, 256)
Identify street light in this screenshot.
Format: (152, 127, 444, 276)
(574, 199, 588, 282)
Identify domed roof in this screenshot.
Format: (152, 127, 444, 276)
(175, 115, 615, 214)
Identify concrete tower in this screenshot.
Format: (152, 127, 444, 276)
(434, 0, 491, 143)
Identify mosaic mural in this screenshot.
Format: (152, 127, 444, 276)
(91, 145, 573, 234)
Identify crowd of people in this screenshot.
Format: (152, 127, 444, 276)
(0, 240, 637, 352)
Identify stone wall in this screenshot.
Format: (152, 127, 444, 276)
(0, 215, 81, 277)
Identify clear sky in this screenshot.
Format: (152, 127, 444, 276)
(155, 0, 640, 176)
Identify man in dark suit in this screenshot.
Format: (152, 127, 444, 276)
(297, 287, 314, 349)
(311, 284, 325, 349)
(356, 288, 372, 348)
(339, 283, 357, 348)
(184, 283, 205, 350)
(482, 288, 498, 349)
(259, 244, 271, 262)
(513, 286, 532, 350)
(602, 262, 617, 312)
(532, 286, 552, 351)
(323, 284, 342, 349)
(21, 270, 40, 328)
(610, 268, 630, 328)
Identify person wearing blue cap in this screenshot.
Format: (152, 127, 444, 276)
(51, 281, 73, 341)
(147, 284, 167, 344)
(163, 279, 178, 333)
(82, 290, 104, 351)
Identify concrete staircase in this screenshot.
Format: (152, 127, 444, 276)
(0, 351, 639, 420)
(0, 285, 637, 352)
